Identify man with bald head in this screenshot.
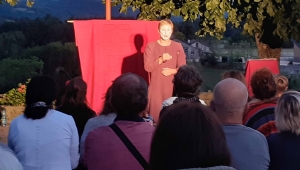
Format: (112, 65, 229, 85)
(84, 73, 155, 170)
(211, 78, 270, 170)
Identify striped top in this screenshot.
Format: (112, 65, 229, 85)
(243, 98, 278, 137)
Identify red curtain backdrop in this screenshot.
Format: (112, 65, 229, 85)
(245, 59, 279, 97)
(74, 20, 160, 113)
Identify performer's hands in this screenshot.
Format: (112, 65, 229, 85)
(162, 68, 177, 76)
(162, 53, 172, 62)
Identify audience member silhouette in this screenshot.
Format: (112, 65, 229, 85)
(150, 102, 234, 170)
(8, 75, 79, 170)
(211, 78, 270, 170)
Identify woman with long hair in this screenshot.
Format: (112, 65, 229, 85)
(80, 85, 116, 158)
(8, 75, 79, 170)
(57, 77, 96, 140)
(150, 102, 234, 170)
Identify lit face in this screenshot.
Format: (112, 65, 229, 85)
(159, 24, 173, 40)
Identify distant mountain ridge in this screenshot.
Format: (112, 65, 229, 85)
(0, 0, 136, 20)
(0, 0, 182, 22)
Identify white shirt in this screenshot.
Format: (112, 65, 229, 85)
(8, 110, 79, 170)
(0, 142, 23, 170)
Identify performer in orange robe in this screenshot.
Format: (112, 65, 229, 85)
(144, 19, 186, 123)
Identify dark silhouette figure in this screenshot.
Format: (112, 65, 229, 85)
(122, 34, 149, 84)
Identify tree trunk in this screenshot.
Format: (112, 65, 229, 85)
(255, 33, 281, 60)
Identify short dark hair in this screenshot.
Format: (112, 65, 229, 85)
(251, 68, 276, 100)
(150, 102, 231, 170)
(111, 73, 148, 116)
(173, 65, 203, 97)
(24, 76, 56, 119)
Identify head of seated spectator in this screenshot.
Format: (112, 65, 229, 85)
(250, 68, 277, 103)
(111, 73, 148, 118)
(24, 76, 56, 120)
(54, 67, 69, 106)
(222, 70, 246, 86)
(61, 77, 89, 106)
(173, 65, 203, 99)
(100, 85, 115, 115)
(9, 75, 80, 169)
(275, 75, 289, 98)
(161, 65, 205, 118)
(276, 91, 300, 135)
(222, 70, 250, 101)
(83, 73, 155, 170)
(58, 77, 96, 139)
(267, 91, 300, 170)
(79, 85, 116, 161)
(150, 102, 234, 170)
(210, 78, 270, 170)
(211, 78, 248, 124)
(244, 68, 278, 136)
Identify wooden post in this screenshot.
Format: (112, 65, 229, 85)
(106, 0, 111, 20)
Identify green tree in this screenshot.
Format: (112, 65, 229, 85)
(0, 31, 26, 59)
(111, 0, 300, 59)
(0, 0, 34, 7)
(0, 15, 75, 48)
(177, 21, 197, 40)
(0, 57, 43, 93)
(173, 32, 187, 41)
(22, 42, 81, 79)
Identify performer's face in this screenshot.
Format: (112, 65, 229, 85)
(159, 25, 173, 40)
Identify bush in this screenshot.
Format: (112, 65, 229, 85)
(0, 57, 43, 93)
(0, 79, 30, 106)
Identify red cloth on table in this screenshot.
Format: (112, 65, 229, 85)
(73, 20, 160, 113)
(245, 59, 279, 97)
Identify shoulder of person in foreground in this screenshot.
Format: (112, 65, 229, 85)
(0, 143, 23, 170)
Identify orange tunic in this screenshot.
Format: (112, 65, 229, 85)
(144, 41, 186, 122)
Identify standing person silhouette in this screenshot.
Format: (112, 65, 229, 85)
(144, 19, 186, 122)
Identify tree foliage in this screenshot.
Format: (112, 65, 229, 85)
(173, 31, 186, 41)
(0, 57, 42, 93)
(0, 15, 75, 48)
(0, 0, 34, 7)
(22, 42, 81, 78)
(110, 0, 300, 48)
(0, 31, 26, 60)
(0, 15, 80, 93)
